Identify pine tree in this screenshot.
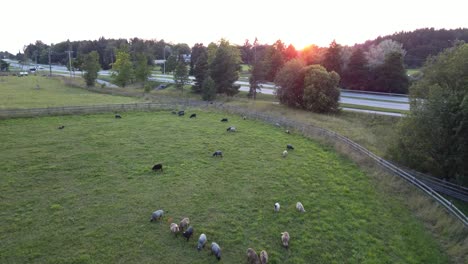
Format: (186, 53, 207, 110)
(82, 51, 101, 87)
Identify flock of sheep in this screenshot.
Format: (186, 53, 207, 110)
(150, 200, 306, 263)
(149, 111, 305, 263)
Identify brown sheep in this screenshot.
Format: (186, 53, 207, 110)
(179, 217, 190, 231)
(247, 248, 260, 264)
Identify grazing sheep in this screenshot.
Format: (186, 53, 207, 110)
(213, 150, 223, 157)
(247, 248, 260, 264)
(197, 233, 207, 251)
(150, 209, 164, 222)
(190, 113, 197, 118)
(296, 202, 305, 212)
(58, 125, 65, 129)
(282, 150, 288, 158)
(285, 129, 290, 134)
(274, 202, 280, 212)
(281, 232, 290, 249)
(152, 163, 163, 172)
(170, 223, 180, 237)
(115, 114, 122, 119)
(260, 250, 268, 264)
(178, 110, 185, 116)
(179, 217, 190, 231)
(287, 144, 294, 150)
(171, 111, 177, 114)
(182, 226, 194, 241)
(226, 126, 236, 132)
(211, 242, 222, 260)
(275, 123, 280, 127)
(221, 118, 228, 122)
(243, 115, 247, 120)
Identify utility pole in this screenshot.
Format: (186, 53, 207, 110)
(48, 47, 52, 77)
(65, 50, 73, 78)
(163, 46, 166, 75)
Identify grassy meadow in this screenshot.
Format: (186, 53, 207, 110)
(0, 111, 449, 263)
(0, 75, 140, 109)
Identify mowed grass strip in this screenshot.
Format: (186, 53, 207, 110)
(0, 76, 139, 109)
(0, 111, 448, 263)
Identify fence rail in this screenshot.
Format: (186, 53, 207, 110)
(1, 101, 467, 227)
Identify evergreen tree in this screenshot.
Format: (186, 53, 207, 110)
(275, 59, 306, 107)
(201, 76, 216, 101)
(82, 51, 100, 87)
(210, 39, 241, 96)
(134, 53, 151, 84)
(192, 49, 208, 94)
(342, 48, 369, 90)
(190, 43, 206, 76)
(322, 40, 342, 76)
(372, 52, 409, 93)
(165, 55, 177, 73)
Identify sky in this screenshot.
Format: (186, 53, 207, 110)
(1, 0, 467, 53)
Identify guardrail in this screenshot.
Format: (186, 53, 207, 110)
(1, 101, 467, 227)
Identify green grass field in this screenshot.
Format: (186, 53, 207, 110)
(0, 111, 449, 263)
(0, 76, 139, 109)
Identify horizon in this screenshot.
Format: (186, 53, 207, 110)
(2, 0, 467, 54)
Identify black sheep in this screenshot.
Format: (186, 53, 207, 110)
(115, 114, 122, 119)
(221, 118, 228, 122)
(152, 163, 163, 172)
(182, 226, 194, 241)
(212, 150, 223, 157)
(190, 113, 197, 118)
(171, 111, 177, 115)
(58, 125, 65, 129)
(287, 144, 294, 150)
(178, 111, 185, 116)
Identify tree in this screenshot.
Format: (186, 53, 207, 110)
(365, 39, 406, 69)
(0, 59, 10, 71)
(262, 40, 285, 82)
(275, 59, 306, 107)
(284, 44, 298, 62)
(165, 55, 177, 73)
(302, 65, 341, 113)
(210, 39, 241, 96)
(322, 40, 342, 76)
(174, 56, 189, 94)
(111, 49, 134, 87)
(201, 76, 216, 101)
(82, 51, 100, 87)
(134, 53, 151, 84)
(192, 49, 208, 94)
(190, 43, 206, 76)
(372, 52, 409, 93)
(342, 47, 369, 90)
(391, 43, 468, 185)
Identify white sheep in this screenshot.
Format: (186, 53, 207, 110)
(282, 150, 288, 158)
(170, 223, 180, 237)
(296, 202, 305, 212)
(274, 202, 280, 212)
(260, 250, 268, 264)
(281, 232, 290, 249)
